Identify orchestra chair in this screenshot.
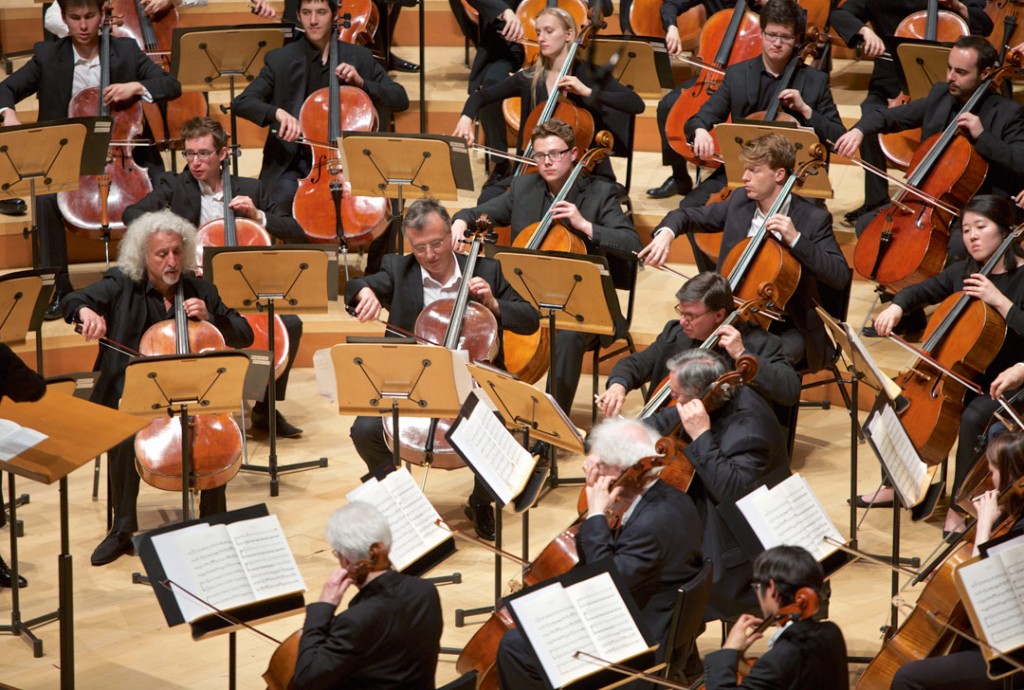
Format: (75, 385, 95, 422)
(439, 670, 478, 690)
(662, 558, 713, 682)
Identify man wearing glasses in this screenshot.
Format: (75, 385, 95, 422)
(450, 119, 642, 419)
(346, 197, 540, 541)
(123, 116, 307, 438)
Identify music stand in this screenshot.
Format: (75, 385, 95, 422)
(897, 43, 951, 100)
(0, 267, 55, 378)
(716, 122, 834, 199)
(0, 390, 146, 686)
(492, 248, 615, 487)
(170, 25, 289, 176)
(0, 117, 109, 270)
(120, 351, 250, 523)
(342, 132, 473, 254)
(206, 246, 331, 497)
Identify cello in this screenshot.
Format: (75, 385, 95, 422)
(194, 157, 291, 379)
(58, 2, 153, 246)
(292, 14, 389, 251)
(501, 131, 614, 384)
(854, 52, 1022, 293)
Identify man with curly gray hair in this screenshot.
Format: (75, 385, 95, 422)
(63, 210, 253, 566)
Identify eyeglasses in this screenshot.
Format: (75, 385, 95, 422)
(409, 238, 449, 255)
(182, 149, 217, 161)
(675, 305, 711, 321)
(533, 148, 570, 163)
(763, 31, 796, 44)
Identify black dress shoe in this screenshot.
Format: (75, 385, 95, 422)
(646, 175, 693, 199)
(843, 200, 887, 225)
(91, 530, 134, 566)
(0, 197, 27, 216)
(387, 55, 420, 72)
(464, 498, 495, 541)
(0, 556, 27, 588)
(848, 495, 895, 509)
(861, 324, 881, 338)
(251, 409, 303, 438)
(43, 291, 67, 321)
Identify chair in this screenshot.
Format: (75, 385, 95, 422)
(662, 558, 714, 682)
(438, 670, 478, 690)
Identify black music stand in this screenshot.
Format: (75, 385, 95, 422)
(342, 132, 473, 254)
(205, 246, 331, 496)
(170, 25, 290, 176)
(491, 248, 616, 487)
(0, 390, 146, 687)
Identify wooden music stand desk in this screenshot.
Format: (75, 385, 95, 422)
(897, 43, 951, 101)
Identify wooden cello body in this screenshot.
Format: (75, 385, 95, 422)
(628, 0, 705, 48)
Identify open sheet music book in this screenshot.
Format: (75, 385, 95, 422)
(736, 473, 846, 562)
(347, 467, 452, 572)
(447, 391, 537, 506)
(150, 514, 306, 624)
(864, 402, 931, 506)
(0, 418, 47, 461)
(507, 563, 654, 688)
(954, 537, 1024, 661)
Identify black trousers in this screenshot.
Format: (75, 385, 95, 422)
(255, 313, 303, 405)
(892, 649, 1021, 689)
(678, 168, 728, 274)
(36, 194, 72, 294)
(550, 330, 600, 418)
(470, 46, 523, 177)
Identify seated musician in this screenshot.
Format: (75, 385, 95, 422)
(452, 7, 645, 200)
(828, 0, 992, 226)
(496, 417, 705, 689)
(345, 198, 540, 541)
(834, 35, 1024, 253)
(123, 116, 305, 438)
(640, 133, 852, 374)
(705, 545, 848, 690)
(44, 0, 209, 37)
(858, 195, 1024, 538)
(890, 431, 1024, 690)
(451, 119, 642, 417)
(293, 500, 443, 689)
(645, 349, 790, 625)
(655, 0, 845, 271)
(64, 210, 254, 566)
(596, 271, 799, 421)
(231, 0, 408, 265)
(0, 0, 182, 320)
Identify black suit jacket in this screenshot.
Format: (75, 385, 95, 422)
(294, 570, 443, 690)
(231, 38, 409, 187)
(344, 252, 540, 366)
(704, 619, 849, 689)
(62, 269, 253, 409)
(855, 81, 1024, 200)
(576, 480, 704, 655)
(122, 169, 305, 242)
(452, 173, 642, 290)
(661, 191, 851, 372)
(647, 387, 789, 621)
(0, 36, 181, 119)
(684, 56, 846, 147)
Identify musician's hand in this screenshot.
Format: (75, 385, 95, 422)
(182, 297, 210, 322)
(250, 0, 278, 18)
(676, 398, 711, 439)
(991, 363, 1024, 398)
(77, 307, 107, 341)
(973, 489, 1001, 545)
(596, 382, 627, 417)
(450, 218, 470, 250)
(956, 112, 984, 140)
(229, 195, 260, 220)
(104, 82, 144, 105)
(1015, 188, 1024, 210)
(665, 26, 683, 57)
(777, 88, 811, 120)
(723, 613, 765, 653)
(352, 287, 382, 322)
(833, 129, 864, 158)
(1, 109, 21, 127)
(557, 76, 592, 99)
(871, 304, 903, 337)
(319, 566, 354, 607)
(453, 115, 476, 146)
(1014, 42, 1024, 56)
(714, 324, 745, 360)
(637, 228, 673, 267)
(964, 273, 1012, 315)
(336, 62, 364, 88)
(139, 0, 173, 14)
(499, 9, 524, 43)
(692, 128, 715, 160)
(949, 0, 970, 21)
(274, 109, 303, 142)
(550, 200, 592, 237)
(583, 457, 621, 518)
(857, 26, 885, 57)
(767, 214, 799, 246)
(468, 276, 500, 316)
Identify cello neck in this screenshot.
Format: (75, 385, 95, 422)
(444, 229, 487, 350)
(527, 161, 586, 248)
(100, 6, 112, 117)
(327, 18, 342, 146)
(727, 176, 799, 292)
(712, 0, 750, 67)
(134, 0, 160, 51)
(926, 0, 939, 41)
(221, 159, 238, 246)
(763, 52, 802, 121)
(174, 281, 190, 354)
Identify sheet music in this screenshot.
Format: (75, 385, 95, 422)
(957, 541, 1024, 653)
(866, 404, 929, 506)
(736, 474, 845, 562)
(449, 396, 534, 505)
(180, 525, 255, 613)
(150, 523, 216, 623)
(312, 347, 338, 403)
(567, 572, 650, 660)
(227, 515, 306, 600)
(0, 419, 47, 461)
